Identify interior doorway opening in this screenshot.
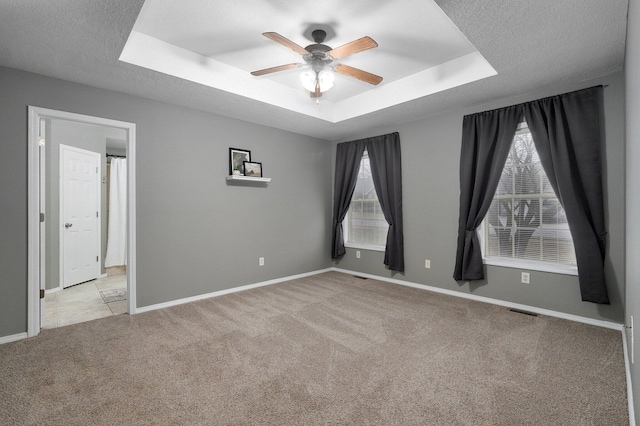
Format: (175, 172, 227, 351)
(28, 106, 137, 336)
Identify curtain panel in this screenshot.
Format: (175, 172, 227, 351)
(331, 132, 404, 271)
(453, 86, 609, 304)
(366, 132, 404, 271)
(523, 87, 609, 304)
(453, 106, 522, 280)
(331, 140, 366, 259)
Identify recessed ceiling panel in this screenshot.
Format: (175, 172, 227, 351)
(120, 0, 497, 122)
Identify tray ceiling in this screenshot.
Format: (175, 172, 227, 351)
(121, 0, 496, 122)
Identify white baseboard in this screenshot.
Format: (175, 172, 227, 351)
(46, 286, 62, 294)
(331, 268, 624, 331)
(135, 266, 624, 330)
(4, 267, 625, 347)
(623, 326, 636, 426)
(99, 273, 108, 279)
(0, 332, 28, 345)
(135, 268, 333, 314)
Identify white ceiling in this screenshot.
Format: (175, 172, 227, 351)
(0, 0, 628, 140)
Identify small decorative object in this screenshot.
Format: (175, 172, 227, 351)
(243, 161, 262, 177)
(229, 148, 251, 175)
(232, 168, 241, 176)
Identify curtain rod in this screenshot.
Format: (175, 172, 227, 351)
(106, 154, 126, 158)
(466, 85, 606, 119)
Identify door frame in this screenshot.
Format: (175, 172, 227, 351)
(59, 144, 102, 289)
(27, 106, 137, 337)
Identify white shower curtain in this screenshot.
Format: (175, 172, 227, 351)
(105, 158, 127, 267)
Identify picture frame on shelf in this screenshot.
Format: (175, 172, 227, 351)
(229, 148, 251, 175)
(243, 161, 263, 177)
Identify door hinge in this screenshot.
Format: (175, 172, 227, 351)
(96, 211, 99, 218)
(40, 212, 45, 223)
(96, 256, 99, 262)
(96, 166, 99, 173)
(40, 289, 45, 299)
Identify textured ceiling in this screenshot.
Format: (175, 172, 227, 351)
(0, 0, 628, 141)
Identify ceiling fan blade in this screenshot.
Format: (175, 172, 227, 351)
(262, 32, 308, 56)
(328, 36, 378, 59)
(335, 64, 383, 85)
(251, 63, 302, 76)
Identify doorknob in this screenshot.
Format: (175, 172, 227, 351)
(65, 223, 73, 228)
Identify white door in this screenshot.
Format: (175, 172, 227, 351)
(61, 144, 101, 288)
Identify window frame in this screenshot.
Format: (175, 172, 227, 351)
(479, 122, 578, 276)
(343, 216, 387, 251)
(478, 223, 577, 275)
(343, 150, 388, 252)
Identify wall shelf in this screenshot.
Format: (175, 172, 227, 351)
(225, 175, 271, 183)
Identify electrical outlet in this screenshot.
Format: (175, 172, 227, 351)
(356, 251, 361, 259)
(425, 259, 431, 269)
(521, 272, 530, 284)
(259, 257, 264, 267)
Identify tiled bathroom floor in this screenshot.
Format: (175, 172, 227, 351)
(43, 274, 127, 329)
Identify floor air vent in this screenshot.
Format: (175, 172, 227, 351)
(508, 308, 538, 317)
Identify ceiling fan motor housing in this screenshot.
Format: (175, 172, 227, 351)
(304, 30, 333, 72)
(312, 29, 327, 43)
(303, 29, 332, 68)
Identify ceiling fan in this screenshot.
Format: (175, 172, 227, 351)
(250, 29, 383, 100)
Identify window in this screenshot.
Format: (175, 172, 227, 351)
(344, 150, 389, 250)
(481, 122, 577, 274)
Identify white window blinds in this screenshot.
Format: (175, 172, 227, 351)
(483, 123, 577, 266)
(345, 150, 389, 248)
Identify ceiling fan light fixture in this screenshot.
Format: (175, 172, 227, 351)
(300, 69, 334, 93)
(300, 70, 317, 92)
(318, 69, 334, 92)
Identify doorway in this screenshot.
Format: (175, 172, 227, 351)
(27, 106, 137, 337)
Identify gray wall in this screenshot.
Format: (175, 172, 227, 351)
(0, 66, 332, 337)
(46, 119, 108, 290)
(0, 62, 626, 339)
(332, 71, 626, 324)
(625, 0, 640, 421)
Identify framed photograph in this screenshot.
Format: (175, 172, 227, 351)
(229, 148, 251, 175)
(243, 161, 263, 177)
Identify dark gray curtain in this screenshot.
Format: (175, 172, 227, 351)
(453, 106, 523, 280)
(367, 132, 404, 271)
(523, 87, 609, 304)
(331, 140, 366, 259)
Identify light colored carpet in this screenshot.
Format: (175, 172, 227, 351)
(0, 272, 628, 425)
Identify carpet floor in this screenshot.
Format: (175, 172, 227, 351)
(0, 272, 628, 425)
